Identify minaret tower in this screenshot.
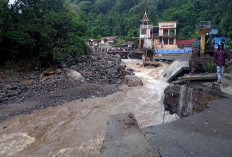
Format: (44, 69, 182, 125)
(141, 11, 150, 26)
(139, 11, 153, 48)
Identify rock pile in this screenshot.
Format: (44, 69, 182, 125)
(70, 54, 133, 84)
(189, 47, 204, 74)
(0, 54, 133, 106)
(0, 71, 81, 105)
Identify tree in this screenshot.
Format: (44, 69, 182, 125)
(0, 0, 90, 67)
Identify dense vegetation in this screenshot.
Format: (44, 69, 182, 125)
(0, 0, 91, 68)
(65, 0, 232, 40)
(0, 0, 232, 68)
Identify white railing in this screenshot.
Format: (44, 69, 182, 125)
(140, 25, 153, 29)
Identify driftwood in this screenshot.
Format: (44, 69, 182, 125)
(39, 70, 61, 81)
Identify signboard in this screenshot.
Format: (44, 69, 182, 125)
(159, 22, 177, 29)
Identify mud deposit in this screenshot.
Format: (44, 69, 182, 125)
(0, 59, 175, 157)
(0, 54, 129, 121)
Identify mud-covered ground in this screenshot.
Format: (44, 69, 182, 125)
(0, 54, 132, 122)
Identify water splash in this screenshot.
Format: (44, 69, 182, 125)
(178, 85, 186, 117)
(49, 137, 104, 157)
(186, 88, 193, 115)
(127, 52, 132, 59)
(0, 133, 35, 157)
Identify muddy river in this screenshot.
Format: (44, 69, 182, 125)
(0, 59, 176, 157)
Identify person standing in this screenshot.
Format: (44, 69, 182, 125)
(214, 42, 232, 83)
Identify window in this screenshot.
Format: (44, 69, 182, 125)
(160, 37, 163, 44)
(143, 21, 148, 25)
(169, 38, 174, 45)
(163, 38, 168, 44)
(163, 29, 168, 36)
(170, 29, 175, 36)
(141, 30, 146, 35)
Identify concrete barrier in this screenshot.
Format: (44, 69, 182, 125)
(162, 61, 190, 82)
(100, 113, 159, 157)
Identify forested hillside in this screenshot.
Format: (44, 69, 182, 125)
(0, 0, 91, 67)
(1, 0, 232, 67)
(65, 0, 232, 40)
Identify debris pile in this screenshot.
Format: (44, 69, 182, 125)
(0, 54, 133, 106)
(71, 54, 133, 84)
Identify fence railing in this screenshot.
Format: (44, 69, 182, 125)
(158, 33, 175, 36)
(156, 48, 192, 54)
(140, 25, 153, 29)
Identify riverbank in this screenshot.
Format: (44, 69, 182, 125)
(0, 54, 132, 121)
(143, 93, 232, 157)
(0, 59, 175, 157)
(99, 91, 232, 157)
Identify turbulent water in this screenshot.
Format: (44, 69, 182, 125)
(0, 59, 176, 157)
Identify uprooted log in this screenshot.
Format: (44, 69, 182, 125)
(39, 70, 62, 81)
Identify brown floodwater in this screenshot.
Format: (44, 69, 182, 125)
(0, 59, 176, 157)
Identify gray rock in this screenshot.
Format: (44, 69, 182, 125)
(114, 54, 121, 58)
(127, 68, 134, 72)
(203, 82, 213, 89)
(66, 70, 85, 82)
(70, 65, 77, 69)
(119, 62, 126, 68)
(5, 84, 11, 90)
(29, 73, 37, 79)
(125, 75, 143, 87)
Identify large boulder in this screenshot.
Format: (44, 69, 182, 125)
(66, 70, 85, 82)
(125, 75, 143, 87)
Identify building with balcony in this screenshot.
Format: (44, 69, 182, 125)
(157, 22, 178, 49)
(139, 12, 178, 49)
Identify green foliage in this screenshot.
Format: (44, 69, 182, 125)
(177, 25, 198, 40)
(1, 0, 232, 68)
(5, 31, 32, 45)
(113, 37, 124, 47)
(64, 0, 232, 41)
(0, 0, 90, 67)
(4, 58, 42, 71)
(97, 34, 102, 39)
(226, 40, 232, 56)
(206, 61, 216, 73)
(0, 0, 11, 41)
(224, 40, 232, 71)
